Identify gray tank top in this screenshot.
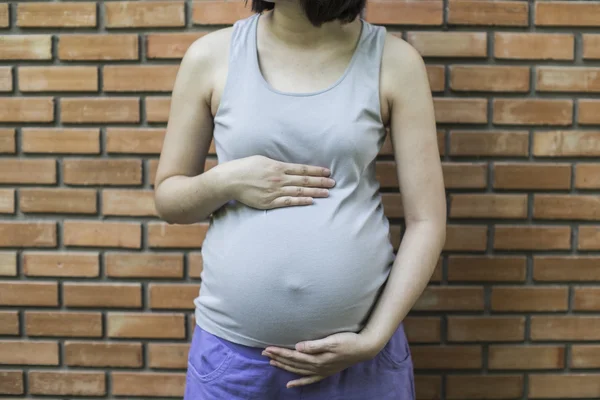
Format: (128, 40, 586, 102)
(194, 13, 395, 349)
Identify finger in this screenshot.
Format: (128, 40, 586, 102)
(270, 196, 313, 208)
(282, 163, 331, 177)
(296, 338, 337, 354)
(269, 359, 314, 376)
(287, 375, 325, 388)
(280, 186, 329, 198)
(264, 347, 320, 365)
(266, 352, 318, 373)
(286, 175, 336, 188)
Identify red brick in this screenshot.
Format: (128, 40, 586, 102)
(449, 0, 528, 26)
(59, 34, 139, 60)
(571, 345, 600, 368)
(450, 65, 529, 92)
(381, 193, 403, 218)
(534, 130, 600, 156)
(0, 282, 57, 307)
(445, 225, 488, 251)
(111, 372, 185, 397)
(534, 195, 600, 221)
(17, 2, 96, 27)
(415, 375, 442, 400)
(148, 343, 190, 369)
(106, 128, 164, 154)
(105, 252, 184, 279)
(63, 221, 141, 249)
(20, 188, 96, 214)
(449, 130, 529, 157)
(63, 159, 142, 185)
(413, 286, 484, 311)
(536, 1, 600, 27)
(411, 345, 482, 369)
(0, 370, 23, 395)
(192, 1, 258, 25)
(448, 255, 527, 282)
(0, 341, 58, 365)
(495, 225, 571, 251)
(147, 222, 209, 248)
(147, 33, 206, 59)
(0, 4, 7, 28)
(23, 252, 99, 278)
(426, 65, 445, 92)
(103, 65, 178, 92)
(406, 32, 487, 58)
(493, 99, 573, 125)
(0, 189, 14, 214)
(29, 371, 105, 396)
(579, 100, 600, 124)
(448, 317, 525, 342)
(61, 98, 139, 123)
(146, 96, 170, 122)
(0, 35, 52, 60)
(19, 66, 97, 92)
(579, 226, 600, 250)
(65, 341, 142, 367)
(0, 252, 16, 276)
(492, 287, 569, 312)
(107, 313, 185, 339)
(529, 374, 600, 398)
(0, 222, 56, 248)
(105, 1, 184, 28)
(188, 252, 203, 279)
(489, 345, 565, 370)
(25, 312, 102, 337)
(450, 194, 527, 219)
(64, 283, 142, 308)
(443, 162, 488, 189)
(365, 0, 443, 26)
(0, 67, 12, 92)
(0, 98, 54, 122)
(149, 283, 199, 309)
(576, 164, 600, 189)
(0, 312, 18, 335)
(538, 67, 600, 93)
(447, 375, 524, 399)
(531, 316, 600, 341)
(573, 287, 600, 311)
(583, 34, 600, 60)
(0, 129, 15, 153)
(22, 128, 100, 154)
(434, 98, 488, 124)
(403, 317, 441, 343)
(534, 256, 600, 282)
(495, 33, 574, 60)
(0, 159, 56, 184)
(494, 162, 571, 190)
(102, 189, 156, 216)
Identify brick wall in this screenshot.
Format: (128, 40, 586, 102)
(0, 0, 599, 398)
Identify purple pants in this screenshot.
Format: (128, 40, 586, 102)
(184, 323, 415, 399)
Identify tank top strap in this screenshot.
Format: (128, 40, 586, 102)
(344, 20, 387, 94)
(223, 13, 260, 88)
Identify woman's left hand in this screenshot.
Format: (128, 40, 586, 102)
(261, 331, 380, 388)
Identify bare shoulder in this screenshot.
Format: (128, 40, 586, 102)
(182, 26, 234, 72)
(380, 33, 428, 98)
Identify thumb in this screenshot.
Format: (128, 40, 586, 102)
(295, 338, 335, 354)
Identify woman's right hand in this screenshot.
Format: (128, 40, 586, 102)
(225, 155, 336, 210)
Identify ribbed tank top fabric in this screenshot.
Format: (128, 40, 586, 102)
(194, 13, 395, 349)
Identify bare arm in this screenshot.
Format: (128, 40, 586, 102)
(361, 36, 447, 351)
(154, 31, 236, 224)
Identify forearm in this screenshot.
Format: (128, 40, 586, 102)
(154, 162, 236, 225)
(360, 220, 446, 352)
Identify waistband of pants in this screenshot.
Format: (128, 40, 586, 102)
(200, 325, 271, 361)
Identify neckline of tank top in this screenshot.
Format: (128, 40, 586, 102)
(251, 12, 368, 98)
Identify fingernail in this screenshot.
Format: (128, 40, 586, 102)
(324, 168, 331, 175)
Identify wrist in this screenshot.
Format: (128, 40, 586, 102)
(213, 160, 241, 201)
(359, 328, 388, 359)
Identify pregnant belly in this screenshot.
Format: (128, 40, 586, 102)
(196, 201, 395, 348)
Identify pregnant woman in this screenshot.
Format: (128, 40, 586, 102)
(154, 0, 446, 398)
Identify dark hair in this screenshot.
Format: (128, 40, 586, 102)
(249, 0, 366, 27)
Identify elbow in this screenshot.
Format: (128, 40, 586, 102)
(153, 184, 183, 225)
